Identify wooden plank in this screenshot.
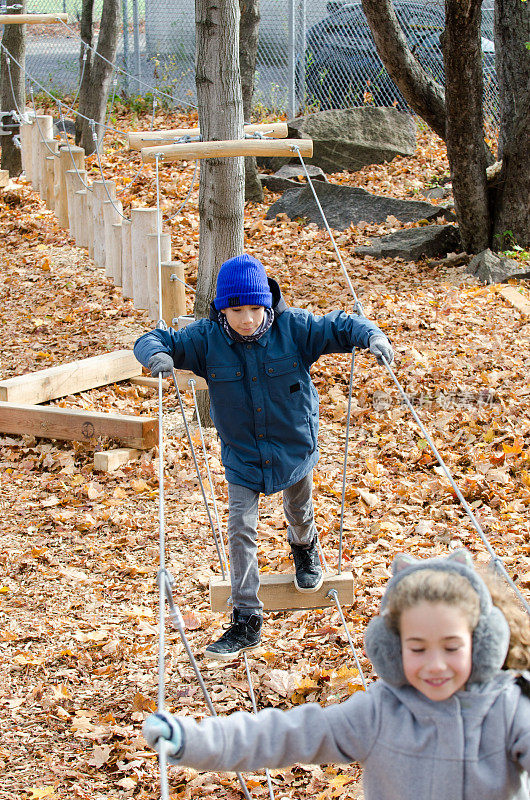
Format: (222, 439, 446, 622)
(497, 285, 530, 316)
(0, 13, 68, 23)
(131, 372, 208, 391)
(94, 448, 141, 472)
(0, 350, 142, 405)
(128, 122, 288, 150)
(0, 402, 157, 449)
(209, 571, 355, 612)
(141, 138, 313, 164)
(0, 170, 9, 188)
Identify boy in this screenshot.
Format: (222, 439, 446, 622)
(134, 253, 393, 659)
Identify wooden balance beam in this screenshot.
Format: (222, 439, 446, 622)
(0, 350, 142, 405)
(128, 122, 288, 151)
(0, 402, 157, 449)
(209, 571, 354, 612)
(0, 13, 68, 23)
(141, 138, 313, 164)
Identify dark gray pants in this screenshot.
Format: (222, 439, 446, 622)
(227, 471, 316, 613)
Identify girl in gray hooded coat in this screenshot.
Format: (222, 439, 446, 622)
(142, 550, 530, 800)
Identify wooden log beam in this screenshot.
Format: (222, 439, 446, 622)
(128, 121, 288, 150)
(497, 285, 530, 316)
(130, 372, 208, 391)
(94, 447, 140, 471)
(209, 571, 355, 612)
(0, 350, 142, 405)
(141, 138, 313, 164)
(0, 403, 157, 449)
(0, 13, 68, 23)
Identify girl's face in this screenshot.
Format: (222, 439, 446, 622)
(223, 305, 265, 336)
(400, 601, 473, 701)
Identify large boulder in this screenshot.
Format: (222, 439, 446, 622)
(266, 182, 455, 230)
(355, 225, 461, 260)
(259, 107, 417, 174)
(466, 249, 530, 284)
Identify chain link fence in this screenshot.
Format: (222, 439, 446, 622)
(1, 0, 498, 125)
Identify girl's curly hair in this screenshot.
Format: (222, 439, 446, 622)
(482, 572, 530, 671)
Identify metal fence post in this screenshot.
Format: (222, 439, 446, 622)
(122, 0, 130, 97)
(288, 0, 296, 119)
(132, 0, 141, 95)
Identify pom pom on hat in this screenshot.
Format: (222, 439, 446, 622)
(214, 254, 272, 311)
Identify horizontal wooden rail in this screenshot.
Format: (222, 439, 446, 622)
(129, 122, 288, 151)
(141, 137, 313, 163)
(0, 13, 68, 23)
(131, 372, 208, 392)
(0, 350, 142, 405)
(210, 571, 354, 612)
(0, 402, 157, 449)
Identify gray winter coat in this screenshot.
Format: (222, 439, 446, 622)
(173, 673, 530, 800)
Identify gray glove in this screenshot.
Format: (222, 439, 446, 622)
(143, 711, 183, 759)
(147, 352, 174, 378)
(369, 334, 394, 366)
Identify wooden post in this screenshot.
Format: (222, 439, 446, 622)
(162, 261, 186, 326)
(91, 180, 116, 268)
(130, 208, 160, 310)
(121, 219, 133, 299)
(65, 169, 87, 239)
(103, 199, 124, 280)
(31, 115, 53, 194)
(110, 222, 123, 286)
(19, 121, 34, 182)
(145, 232, 171, 320)
(57, 146, 85, 228)
(41, 141, 59, 209)
(73, 189, 89, 248)
(86, 190, 95, 258)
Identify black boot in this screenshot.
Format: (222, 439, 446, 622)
(204, 608, 262, 661)
(290, 536, 323, 593)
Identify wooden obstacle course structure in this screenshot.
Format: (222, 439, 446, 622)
(140, 137, 313, 164)
(128, 121, 289, 150)
(209, 571, 355, 612)
(0, 13, 68, 24)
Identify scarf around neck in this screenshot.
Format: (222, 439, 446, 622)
(219, 307, 275, 343)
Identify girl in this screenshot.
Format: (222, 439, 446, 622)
(142, 550, 530, 800)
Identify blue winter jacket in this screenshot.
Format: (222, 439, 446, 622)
(133, 279, 382, 494)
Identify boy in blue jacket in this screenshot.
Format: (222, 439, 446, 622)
(133, 253, 393, 659)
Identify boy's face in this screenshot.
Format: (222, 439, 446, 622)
(223, 305, 265, 336)
(400, 601, 473, 701)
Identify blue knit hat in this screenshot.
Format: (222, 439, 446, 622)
(214, 254, 273, 311)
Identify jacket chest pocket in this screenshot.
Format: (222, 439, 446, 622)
(207, 363, 246, 408)
(264, 354, 301, 402)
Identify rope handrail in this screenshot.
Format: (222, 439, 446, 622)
(291, 144, 530, 618)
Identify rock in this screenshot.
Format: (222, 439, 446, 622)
(275, 164, 328, 182)
(266, 182, 455, 230)
(466, 249, 529, 284)
(355, 225, 461, 260)
(258, 107, 416, 173)
(260, 164, 328, 192)
(421, 186, 448, 200)
(53, 117, 76, 138)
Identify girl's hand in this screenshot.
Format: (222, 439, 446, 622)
(143, 711, 183, 757)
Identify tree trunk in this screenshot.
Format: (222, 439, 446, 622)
(0, 1, 26, 176)
(444, 0, 489, 252)
(240, 0, 263, 202)
(75, 0, 120, 154)
(492, 0, 530, 248)
(361, 0, 446, 141)
(194, 0, 245, 425)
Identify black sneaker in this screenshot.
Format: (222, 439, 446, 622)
(290, 536, 323, 593)
(204, 609, 262, 661)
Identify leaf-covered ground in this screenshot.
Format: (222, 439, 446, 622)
(1, 110, 529, 800)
